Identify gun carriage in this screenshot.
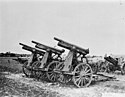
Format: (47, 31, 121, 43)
(19, 43, 45, 77)
(46, 37, 93, 88)
(103, 56, 125, 74)
(31, 41, 65, 80)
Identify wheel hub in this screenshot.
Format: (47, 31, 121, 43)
(80, 71, 86, 76)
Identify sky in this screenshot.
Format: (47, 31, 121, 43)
(0, 0, 125, 56)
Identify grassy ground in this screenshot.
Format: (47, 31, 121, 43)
(0, 57, 61, 97)
(0, 66, 62, 97)
(0, 57, 23, 72)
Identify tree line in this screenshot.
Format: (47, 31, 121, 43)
(0, 52, 30, 57)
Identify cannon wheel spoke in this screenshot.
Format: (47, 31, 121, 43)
(73, 63, 92, 88)
(22, 61, 33, 77)
(46, 61, 60, 82)
(31, 61, 46, 79)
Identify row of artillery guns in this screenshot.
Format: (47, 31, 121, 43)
(19, 37, 96, 88)
(20, 37, 125, 88)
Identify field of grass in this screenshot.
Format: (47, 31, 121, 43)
(0, 57, 23, 72)
(0, 57, 61, 97)
(0, 67, 61, 97)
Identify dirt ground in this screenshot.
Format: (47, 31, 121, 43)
(0, 70, 125, 97)
(0, 57, 125, 97)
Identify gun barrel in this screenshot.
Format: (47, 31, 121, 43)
(22, 46, 45, 56)
(32, 40, 40, 45)
(32, 40, 50, 50)
(54, 37, 62, 42)
(104, 56, 118, 65)
(19, 43, 33, 50)
(35, 44, 64, 55)
(19, 43, 27, 47)
(32, 40, 65, 54)
(35, 44, 47, 51)
(54, 37, 89, 55)
(19, 43, 45, 55)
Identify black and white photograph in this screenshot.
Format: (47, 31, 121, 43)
(0, 0, 125, 97)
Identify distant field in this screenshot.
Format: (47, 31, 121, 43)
(0, 57, 23, 72)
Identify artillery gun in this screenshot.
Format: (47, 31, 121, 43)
(103, 56, 125, 74)
(31, 41, 65, 80)
(46, 37, 93, 88)
(19, 43, 45, 77)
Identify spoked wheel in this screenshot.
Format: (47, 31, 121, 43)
(32, 61, 46, 79)
(46, 61, 60, 82)
(22, 61, 33, 77)
(121, 64, 125, 75)
(57, 63, 72, 84)
(72, 63, 93, 88)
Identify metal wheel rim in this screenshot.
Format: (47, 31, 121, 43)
(72, 63, 92, 88)
(32, 61, 42, 78)
(46, 61, 60, 82)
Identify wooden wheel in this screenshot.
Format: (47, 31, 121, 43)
(46, 61, 60, 82)
(22, 61, 33, 77)
(57, 63, 72, 83)
(32, 61, 41, 78)
(72, 63, 92, 88)
(32, 61, 46, 79)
